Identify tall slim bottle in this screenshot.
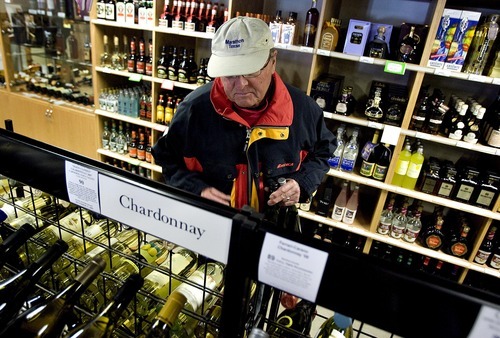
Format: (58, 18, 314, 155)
(0, 256, 106, 338)
(62, 274, 144, 338)
(343, 184, 359, 224)
(401, 144, 424, 190)
(331, 181, 349, 221)
(391, 139, 411, 189)
(339, 128, 359, 173)
(0, 223, 36, 271)
(0, 240, 69, 325)
(146, 290, 187, 337)
(303, 0, 319, 47)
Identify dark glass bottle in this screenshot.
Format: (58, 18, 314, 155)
(372, 143, 392, 181)
(359, 130, 380, 177)
(409, 91, 430, 132)
(315, 178, 334, 217)
(128, 129, 138, 158)
(187, 49, 198, 84)
(419, 157, 441, 195)
(427, 103, 449, 135)
(474, 226, 497, 265)
(177, 48, 189, 83)
(487, 237, 500, 270)
(145, 39, 153, 76)
(419, 215, 446, 250)
(397, 25, 419, 63)
(444, 223, 471, 258)
(0, 223, 36, 270)
(127, 36, 137, 73)
(452, 166, 480, 204)
(364, 25, 389, 59)
(435, 161, 457, 198)
(168, 47, 179, 81)
(302, 0, 319, 47)
(267, 299, 316, 337)
(196, 57, 207, 86)
(136, 37, 146, 75)
(157, 45, 169, 79)
(448, 103, 468, 140)
(365, 95, 384, 122)
(471, 171, 500, 209)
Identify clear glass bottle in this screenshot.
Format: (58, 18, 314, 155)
(327, 125, 346, 169)
(111, 35, 123, 70)
(365, 95, 384, 122)
(401, 144, 424, 190)
(390, 202, 408, 239)
(377, 197, 394, 235)
(331, 180, 349, 221)
(339, 128, 359, 173)
(100, 34, 112, 68)
(403, 206, 422, 243)
(464, 14, 500, 75)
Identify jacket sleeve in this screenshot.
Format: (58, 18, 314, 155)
(151, 100, 210, 196)
(287, 95, 335, 202)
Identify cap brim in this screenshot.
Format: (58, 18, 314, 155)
(207, 49, 270, 78)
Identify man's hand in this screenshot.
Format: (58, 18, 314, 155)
(267, 178, 300, 207)
(201, 187, 231, 206)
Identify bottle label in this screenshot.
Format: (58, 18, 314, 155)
(390, 224, 405, 239)
(377, 221, 391, 235)
(489, 253, 500, 269)
(125, 3, 135, 23)
(487, 130, 500, 148)
(406, 162, 422, 179)
(343, 209, 356, 224)
(372, 164, 388, 180)
(450, 242, 467, 257)
(474, 249, 491, 265)
(340, 158, 355, 172)
(331, 205, 345, 221)
(394, 160, 410, 175)
(116, 2, 125, 22)
(335, 102, 347, 114)
(425, 235, 442, 249)
(437, 182, 453, 197)
(403, 229, 419, 243)
(475, 189, 494, 208)
(359, 160, 375, 177)
(455, 184, 474, 201)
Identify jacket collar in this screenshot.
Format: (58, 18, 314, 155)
(210, 73, 294, 128)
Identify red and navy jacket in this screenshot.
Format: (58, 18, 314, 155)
(152, 73, 334, 212)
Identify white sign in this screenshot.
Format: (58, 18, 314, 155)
(65, 161, 100, 213)
(468, 306, 500, 338)
(98, 174, 232, 264)
(258, 233, 328, 302)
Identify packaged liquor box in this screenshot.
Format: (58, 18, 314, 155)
(428, 8, 463, 69)
(310, 74, 344, 112)
(444, 10, 482, 72)
(343, 19, 371, 56)
(393, 22, 429, 64)
(367, 23, 394, 55)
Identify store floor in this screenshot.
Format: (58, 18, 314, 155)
(313, 306, 404, 338)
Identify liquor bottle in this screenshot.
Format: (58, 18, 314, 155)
(372, 143, 392, 181)
(339, 128, 359, 173)
(178, 48, 189, 83)
(327, 124, 346, 169)
(331, 180, 348, 221)
(315, 178, 333, 217)
(397, 25, 419, 63)
(100, 35, 112, 68)
(185, 0, 200, 32)
(0, 256, 106, 337)
(115, 121, 127, 154)
(452, 166, 480, 204)
(427, 102, 449, 135)
(97, 0, 106, 19)
(391, 138, 412, 187)
(334, 87, 351, 116)
(303, 0, 319, 48)
(111, 35, 124, 71)
(83, 36, 92, 63)
(487, 238, 500, 270)
(444, 223, 471, 258)
(128, 129, 138, 158)
(136, 37, 146, 75)
(435, 160, 457, 198)
(281, 12, 298, 46)
(419, 215, 446, 250)
(0, 240, 68, 324)
(403, 206, 422, 243)
(319, 18, 341, 51)
(137, 131, 146, 161)
(156, 94, 166, 125)
(128, 36, 137, 73)
(463, 107, 486, 144)
(121, 35, 129, 70)
(145, 134, 153, 163)
(146, 290, 187, 337)
(484, 93, 500, 147)
(146, 39, 154, 76)
(187, 49, 198, 84)
(63, 274, 144, 338)
(269, 10, 283, 43)
(267, 299, 316, 337)
(0, 223, 36, 271)
(157, 45, 169, 79)
(165, 96, 175, 126)
(197, 0, 208, 32)
(314, 312, 354, 338)
(401, 144, 424, 190)
(409, 91, 430, 132)
(471, 171, 500, 209)
(377, 197, 394, 235)
(365, 95, 384, 122)
(448, 103, 468, 140)
(390, 202, 408, 239)
(196, 58, 207, 86)
(343, 184, 359, 224)
(474, 226, 497, 265)
(105, 0, 116, 21)
(419, 157, 441, 194)
(364, 25, 389, 59)
(66, 30, 79, 60)
(168, 47, 179, 81)
(360, 129, 380, 163)
(464, 14, 500, 75)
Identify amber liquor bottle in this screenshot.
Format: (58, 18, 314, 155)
(128, 36, 137, 73)
(474, 226, 497, 265)
(136, 37, 146, 75)
(145, 39, 153, 76)
(137, 131, 146, 161)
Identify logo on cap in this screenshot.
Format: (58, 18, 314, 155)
(225, 38, 245, 49)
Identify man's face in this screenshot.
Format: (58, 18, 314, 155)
(219, 53, 276, 108)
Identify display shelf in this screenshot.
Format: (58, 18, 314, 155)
(96, 109, 168, 133)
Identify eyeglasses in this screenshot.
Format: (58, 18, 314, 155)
(225, 54, 273, 79)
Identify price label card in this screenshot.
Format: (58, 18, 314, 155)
(384, 61, 406, 75)
(317, 49, 331, 57)
(258, 233, 328, 302)
(492, 77, 500, 85)
(468, 306, 500, 338)
(129, 74, 143, 82)
(468, 74, 489, 83)
(415, 132, 431, 140)
(161, 80, 175, 90)
(299, 46, 314, 53)
(367, 121, 383, 129)
(380, 125, 401, 145)
(360, 56, 375, 64)
(434, 68, 451, 77)
(65, 161, 100, 213)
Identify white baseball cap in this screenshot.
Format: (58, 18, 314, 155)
(207, 16, 274, 78)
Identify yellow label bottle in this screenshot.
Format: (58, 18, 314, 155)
(401, 144, 424, 190)
(391, 140, 412, 186)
